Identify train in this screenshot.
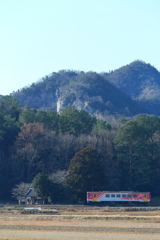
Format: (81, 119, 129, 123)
(87, 191, 151, 204)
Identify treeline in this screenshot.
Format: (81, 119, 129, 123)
(0, 96, 160, 202)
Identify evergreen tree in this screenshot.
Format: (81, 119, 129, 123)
(114, 114, 160, 195)
(93, 119, 111, 131)
(66, 147, 107, 202)
(59, 106, 96, 135)
(32, 173, 52, 201)
(0, 95, 21, 120)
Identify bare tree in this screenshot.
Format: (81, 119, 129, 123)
(75, 130, 119, 190)
(49, 170, 68, 185)
(12, 182, 32, 199)
(10, 144, 38, 183)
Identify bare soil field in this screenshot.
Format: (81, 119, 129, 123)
(0, 204, 160, 239)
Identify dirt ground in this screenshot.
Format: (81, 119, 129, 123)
(0, 205, 160, 240)
(0, 229, 160, 240)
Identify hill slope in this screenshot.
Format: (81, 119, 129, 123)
(12, 70, 144, 117)
(11, 61, 160, 117)
(107, 61, 160, 100)
(106, 60, 160, 115)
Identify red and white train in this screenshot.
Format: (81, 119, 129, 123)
(87, 191, 151, 204)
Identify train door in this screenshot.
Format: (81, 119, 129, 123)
(143, 194, 147, 202)
(93, 194, 97, 202)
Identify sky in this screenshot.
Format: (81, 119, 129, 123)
(0, 0, 160, 95)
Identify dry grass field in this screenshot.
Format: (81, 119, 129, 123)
(0, 204, 160, 239)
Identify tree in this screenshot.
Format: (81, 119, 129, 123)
(19, 108, 59, 133)
(12, 182, 32, 200)
(0, 95, 21, 120)
(66, 147, 107, 202)
(19, 108, 37, 124)
(0, 96, 21, 155)
(93, 119, 111, 131)
(32, 173, 52, 203)
(0, 174, 8, 199)
(49, 170, 68, 185)
(35, 110, 59, 132)
(48, 171, 68, 203)
(11, 144, 38, 183)
(114, 114, 160, 194)
(59, 106, 96, 135)
(16, 122, 44, 146)
(0, 113, 19, 154)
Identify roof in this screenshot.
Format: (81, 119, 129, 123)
(22, 188, 37, 197)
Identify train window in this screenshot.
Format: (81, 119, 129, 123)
(111, 194, 115, 198)
(127, 194, 131, 198)
(116, 194, 121, 198)
(133, 194, 137, 198)
(122, 194, 126, 198)
(106, 194, 110, 198)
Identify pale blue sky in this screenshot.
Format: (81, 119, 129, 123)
(0, 0, 160, 95)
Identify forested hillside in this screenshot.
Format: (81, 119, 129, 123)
(0, 96, 160, 202)
(107, 60, 160, 100)
(107, 60, 160, 115)
(11, 60, 160, 117)
(11, 69, 142, 117)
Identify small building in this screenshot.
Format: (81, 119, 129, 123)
(18, 188, 45, 205)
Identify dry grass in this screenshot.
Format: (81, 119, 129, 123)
(0, 205, 160, 239)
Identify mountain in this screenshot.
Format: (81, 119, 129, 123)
(107, 60, 160, 100)
(11, 61, 160, 117)
(106, 60, 160, 115)
(12, 71, 144, 117)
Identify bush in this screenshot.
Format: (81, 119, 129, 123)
(151, 196, 160, 206)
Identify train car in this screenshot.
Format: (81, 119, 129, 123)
(87, 191, 151, 204)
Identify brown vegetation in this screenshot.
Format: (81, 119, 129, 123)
(0, 205, 160, 239)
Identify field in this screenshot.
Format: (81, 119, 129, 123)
(0, 204, 160, 239)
